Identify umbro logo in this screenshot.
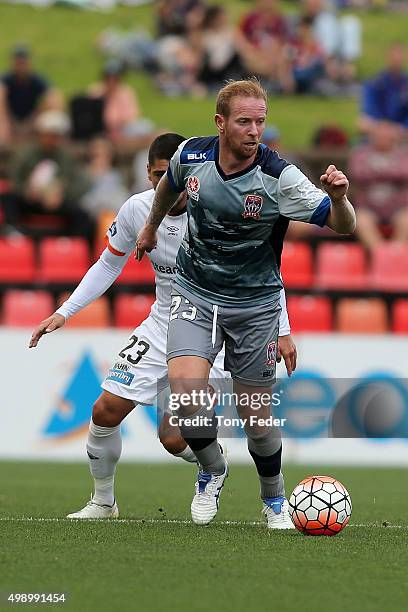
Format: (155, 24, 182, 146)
(166, 225, 179, 236)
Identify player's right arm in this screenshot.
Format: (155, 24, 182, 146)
(135, 176, 179, 259)
(29, 198, 140, 348)
(136, 140, 187, 260)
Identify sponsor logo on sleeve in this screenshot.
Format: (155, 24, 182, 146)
(108, 220, 117, 237)
(242, 194, 263, 219)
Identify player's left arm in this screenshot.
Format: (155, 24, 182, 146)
(276, 164, 356, 234)
(277, 287, 297, 377)
(320, 165, 356, 234)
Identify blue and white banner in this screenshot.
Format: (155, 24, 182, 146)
(1, 329, 407, 464)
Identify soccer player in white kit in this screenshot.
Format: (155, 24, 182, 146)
(29, 133, 296, 520)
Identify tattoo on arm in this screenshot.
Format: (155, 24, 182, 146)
(146, 175, 179, 228)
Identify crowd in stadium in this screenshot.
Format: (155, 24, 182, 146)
(99, 0, 363, 96)
(0, 0, 407, 333)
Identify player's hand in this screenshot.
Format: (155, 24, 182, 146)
(320, 165, 349, 201)
(277, 334, 297, 377)
(29, 313, 66, 348)
(134, 224, 158, 261)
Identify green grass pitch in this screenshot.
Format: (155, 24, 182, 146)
(1, 462, 407, 611)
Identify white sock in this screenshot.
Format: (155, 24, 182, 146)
(174, 445, 197, 464)
(86, 419, 122, 506)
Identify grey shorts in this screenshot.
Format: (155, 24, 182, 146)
(167, 281, 281, 387)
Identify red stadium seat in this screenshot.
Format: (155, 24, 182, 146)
(0, 236, 35, 282)
(315, 242, 367, 289)
(2, 290, 53, 327)
(58, 292, 110, 328)
(370, 243, 408, 292)
(281, 242, 313, 288)
(96, 210, 116, 245)
(93, 238, 107, 262)
(287, 295, 333, 332)
(37, 237, 90, 283)
(116, 256, 156, 286)
(114, 294, 155, 328)
(336, 298, 388, 333)
(94, 239, 155, 284)
(392, 299, 408, 334)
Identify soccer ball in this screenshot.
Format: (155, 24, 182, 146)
(288, 475, 352, 536)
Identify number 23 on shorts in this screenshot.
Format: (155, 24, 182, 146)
(170, 295, 197, 321)
(119, 335, 150, 365)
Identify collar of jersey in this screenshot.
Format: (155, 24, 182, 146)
(214, 138, 263, 182)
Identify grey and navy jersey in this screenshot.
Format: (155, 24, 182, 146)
(167, 136, 331, 307)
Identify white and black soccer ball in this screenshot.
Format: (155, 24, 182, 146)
(289, 475, 352, 536)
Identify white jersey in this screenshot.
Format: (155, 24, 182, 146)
(106, 188, 188, 329)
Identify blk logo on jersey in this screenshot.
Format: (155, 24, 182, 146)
(187, 152, 207, 161)
(187, 175, 200, 201)
(242, 194, 263, 219)
(265, 341, 276, 366)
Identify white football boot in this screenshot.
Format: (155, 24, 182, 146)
(191, 463, 228, 525)
(262, 497, 295, 529)
(67, 498, 119, 520)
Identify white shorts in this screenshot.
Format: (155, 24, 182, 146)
(102, 314, 229, 407)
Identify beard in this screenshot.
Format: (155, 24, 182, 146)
(225, 132, 258, 161)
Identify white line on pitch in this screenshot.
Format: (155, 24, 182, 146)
(0, 517, 406, 529)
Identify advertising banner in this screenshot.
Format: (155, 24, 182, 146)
(1, 329, 407, 464)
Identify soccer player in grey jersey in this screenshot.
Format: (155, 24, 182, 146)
(136, 78, 356, 528)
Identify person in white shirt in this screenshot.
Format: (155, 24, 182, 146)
(29, 133, 296, 520)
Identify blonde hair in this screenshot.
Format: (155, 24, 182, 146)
(216, 78, 268, 117)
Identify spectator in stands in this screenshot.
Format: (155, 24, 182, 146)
(235, 0, 291, 89)
(155, 26, 205, 96)
(349, 120, 408, 250)
(81, 137, 129, 219)
(4, 110, 94, 238)
(157, 0, 206, 37)
(0, 45, 63, 145)
(359, 44, 408, 137)
(238, 0, 288, 48)
(89, 59, 153, 142)
(196, 5, 245, 91)
(283, 16, 326, 94)
(312, 123, 349, 147)
(292, 0, 361, 96)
